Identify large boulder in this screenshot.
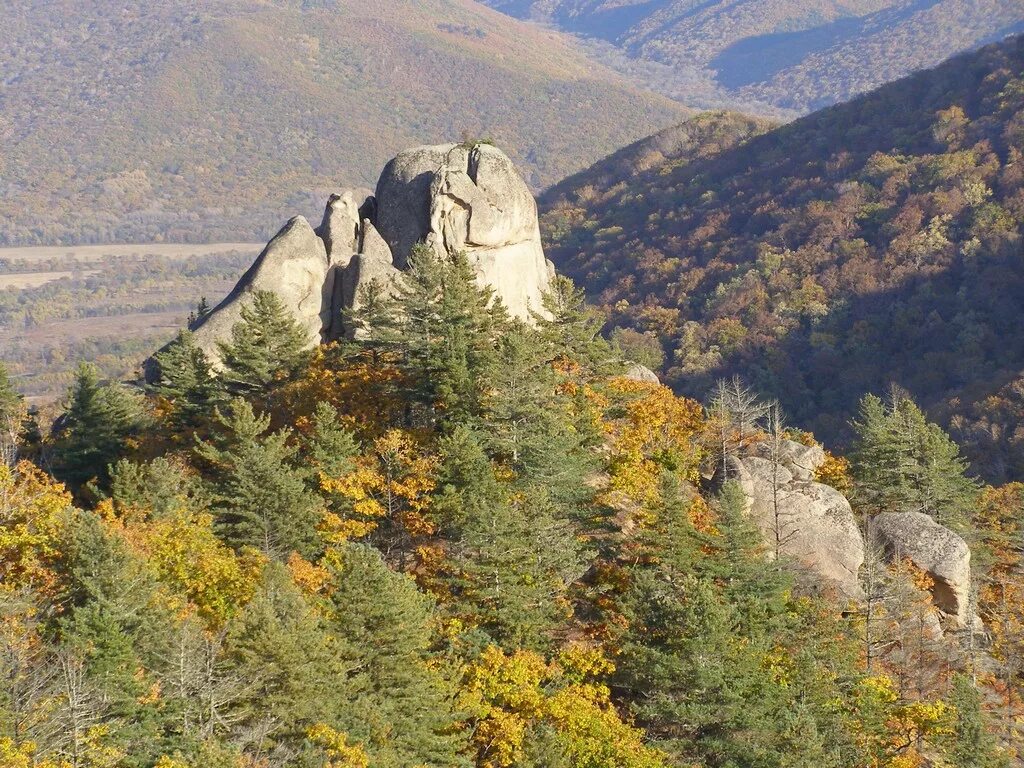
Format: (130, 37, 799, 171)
(723, 440, 864, 601)
(871, 512, 974, 627)
(187, 216, 330, 368)
(373, 143, 551, 320)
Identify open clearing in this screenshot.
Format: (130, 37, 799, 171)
(0, 242, 263, 264)
(0, 271, 82, 288)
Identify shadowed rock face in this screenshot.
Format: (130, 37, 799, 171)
(871, 512, 975, 628)
(188, 215, 331, 369)
(145, 142, 553, 381)
(723, 440, 864, 601)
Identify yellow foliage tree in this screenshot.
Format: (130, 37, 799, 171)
(600, 380, 704, 507)
(0, 461, 74, 598)
(115, 511, 265, 631)
(459, 645, 666, 768)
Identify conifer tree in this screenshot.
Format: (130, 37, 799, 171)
(945, 675, 1008, 768)
(56, 512, 176, 763)
(224, 563, 344, 763)
(324, 543, 470, 768)
(53, 363, 147, 493)
(193, 398, 322, 558)
(486, 322, 597, 508)
(536, 275, 612, 372)
(150, 330, 225, 434)
(383, 245, 503, 429)
(455, 485, 585, 650)
(217, 290, 312, 396)
(851, 389, 978, 529)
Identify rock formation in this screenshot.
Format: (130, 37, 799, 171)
(624, 363, 660, 384)
(870, 512, 976, 628)
(186, 215, 331, 368)
(373, 142, 553, 320)
(148, 142, 553, 374)
(722, 440, 864, 601)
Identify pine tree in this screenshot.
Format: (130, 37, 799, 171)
(536, 275, 613, 373)
(455, 484, 585, 650)
(486, 322, 597, 509)
(56, 511, 177, 764)
(150, 330, 225, 435)
(224, 563, 345, 763)
(945, 675, 1008, 768)
(851, 390, 978, 529)
(323, 543, 470, 768)
(53, 363, 147, 494)
(217, 290, 312, 396)
(193, 398, 323, 558)
(382, 245, 504, 430)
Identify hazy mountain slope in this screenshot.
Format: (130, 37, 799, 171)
(482, 0, 1024, 113)
(540, 36, 1024, 480)
(0, 0, 687, 246)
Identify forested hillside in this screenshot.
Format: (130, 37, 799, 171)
(483, 0, 1024, 113)
(0, 0, 685, 246)
(541, 35, 1024, 482)
(1, 248, 1021, 766)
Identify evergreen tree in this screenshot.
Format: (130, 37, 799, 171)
(193, 398, 322, 558)
(305, 402, 360, 478)
(150, 330, 225, 434)
(109, 456, 207, 520)
(383, 245, 504, 429)
(535, 275, 612, 373)
(486, 322, 597, 509)
(225, 564, 345, 764)
(217, 290, 312, 396)
(456, 484, 585, 650)
(851, 390, 978, 529)
(53, 363, 147, 493)
(56, 512, 176, 765)
(944, 674, 1008, 768)
(324, 543, 470, 768)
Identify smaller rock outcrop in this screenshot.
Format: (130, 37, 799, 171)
(186, 215, 330, 368)
(624, 363, 660, 384)
(871, 512, 975, 628)
(721, 440, 864, 601)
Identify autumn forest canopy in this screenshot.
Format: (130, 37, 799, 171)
(2, 19, 1024, 768)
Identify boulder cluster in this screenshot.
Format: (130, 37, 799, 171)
(184, 142, 555, 368)
(725, 440, 978, 629)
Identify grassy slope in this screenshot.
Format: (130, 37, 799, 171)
(0, 0, 687, 246)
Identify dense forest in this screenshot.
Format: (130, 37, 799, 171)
(0, 246, 1021, 767)
(541, 34, 1024, 482)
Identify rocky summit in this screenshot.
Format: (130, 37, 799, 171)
(176, 142, 554, 370)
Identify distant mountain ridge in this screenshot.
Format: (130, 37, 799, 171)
(540, 35, 1024, 481)
(0, 0, 686, 246)
(481, 0, 1024, 113)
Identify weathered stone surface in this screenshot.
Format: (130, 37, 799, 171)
(189, 216, 330, 367)
(752, 440, 826, 481)
(724, 441, 864, 600)
(317, 191, 361, 268)
(374, 143, 551, 320)
(624, 363, 660, 383)
(341, 249, 402, 321)
(871, 512, 974, 627)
